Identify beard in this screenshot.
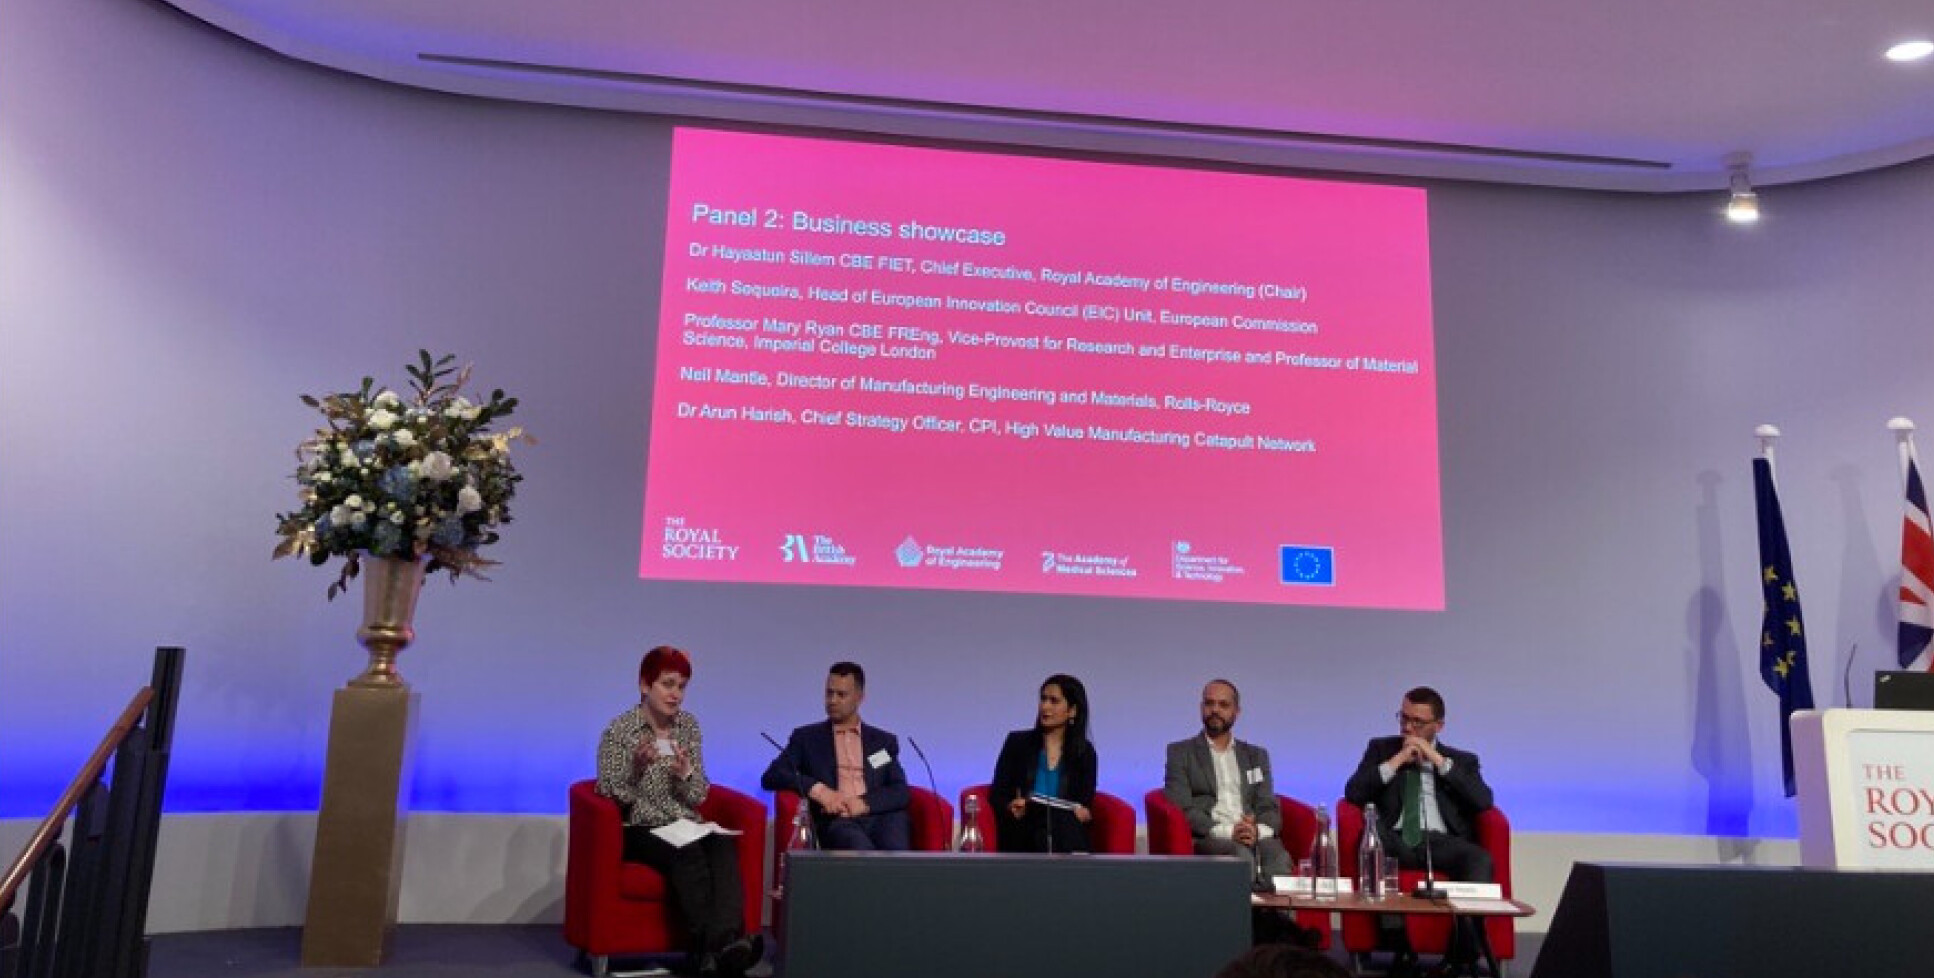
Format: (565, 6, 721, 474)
(1202, 715, 1230, 735)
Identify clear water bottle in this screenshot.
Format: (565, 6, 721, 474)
(1357, 804, 1384, 899)
(958, 795, 986, 852)
(1311, 804, 1340, 899)
(775, 803, 816, 897)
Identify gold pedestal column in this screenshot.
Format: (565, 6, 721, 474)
(301, 556, 426, 966)
(300, 684, 418, 966)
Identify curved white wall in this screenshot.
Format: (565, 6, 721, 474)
(2, 0, 1929, 931)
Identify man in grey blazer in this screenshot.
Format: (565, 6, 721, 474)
(1163, 679, 1292, 877)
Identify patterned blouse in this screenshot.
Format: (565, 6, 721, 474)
(596, 706, 709, 828)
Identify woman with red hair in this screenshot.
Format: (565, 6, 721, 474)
(596, 646, 761, 976)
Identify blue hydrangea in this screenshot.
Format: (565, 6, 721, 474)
(431, 518, 466, 548)
(372, 521, 403, 554)
(354, 439, 376, 459)
(379, 465, 415, 501)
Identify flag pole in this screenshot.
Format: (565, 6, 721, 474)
(1889, 417, 1916, 486)
(1755, 423, 1781, 479)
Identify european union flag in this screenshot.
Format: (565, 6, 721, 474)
(1279, 545, 1335, 586)
(1753, 457, 1816, 797)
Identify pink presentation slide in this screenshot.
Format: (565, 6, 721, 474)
(639, 128, 1443, 609)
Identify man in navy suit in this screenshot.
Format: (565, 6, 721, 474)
(760, 661, 912, 850)
(1342, 686, 1493, 883)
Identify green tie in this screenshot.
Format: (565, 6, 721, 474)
(1400, 767, 1423, 848)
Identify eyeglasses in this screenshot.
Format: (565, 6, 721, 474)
(1397, 712, 1438, 728)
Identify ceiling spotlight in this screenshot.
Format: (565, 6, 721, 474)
(1725, 153, 1759, 225)
(1885, 40, 1934, 62)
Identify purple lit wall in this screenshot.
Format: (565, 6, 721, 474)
(5, 0, 1934, 841)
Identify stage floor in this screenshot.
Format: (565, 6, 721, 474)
(146, 924, 1546, 977)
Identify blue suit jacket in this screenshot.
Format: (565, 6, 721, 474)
(760, 719, 912, 826)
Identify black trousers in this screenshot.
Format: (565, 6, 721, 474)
(1382, 831, 1494, 954)
(623, 826, 745, 953)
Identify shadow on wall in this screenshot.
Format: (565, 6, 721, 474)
(1688, 470, 1754, 845)
(1831, 463, 1891, 708)
(475, 820, 566, 924)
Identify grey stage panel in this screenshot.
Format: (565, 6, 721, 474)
(1531, 862, 1934, 978)
(781, 850, 1251, 978)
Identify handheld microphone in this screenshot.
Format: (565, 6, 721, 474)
(906, 736, 942, 804)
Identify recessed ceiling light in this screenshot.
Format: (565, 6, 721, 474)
(1885, 40, 1934, 62)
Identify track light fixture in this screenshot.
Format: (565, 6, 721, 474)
(1724, 152, 1759, 225)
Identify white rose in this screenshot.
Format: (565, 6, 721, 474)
(314, 471, 333, 483)
(456, 484, 484, 514)
(416, 451, 455, 482)
(391, 429, 416, 448)
(329, 503, 355, 526)
(339, 449, 358, 468)
(443, 396, 475, 420)
(348, 511, 368, 527)
(373, 390, 401, 409)
(345, 494, 367, 510)
(390, 511, 407, 525)
(367, 408, 399, 430)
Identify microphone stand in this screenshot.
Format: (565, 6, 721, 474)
(761, 731, 817, 844)
(1411, 833, 1446, 900)
(906, 736, 942, 804)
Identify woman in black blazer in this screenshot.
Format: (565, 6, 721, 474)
(990, 673, 1097, 852)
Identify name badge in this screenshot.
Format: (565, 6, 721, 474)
(1245, 767, 1264, 785)
(868, 749, 892, 769)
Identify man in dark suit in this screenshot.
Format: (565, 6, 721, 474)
(1164, 679, 1291, 877)
(760, 661, 911, 850)
(1345, 686, 1494, 974)
(1343, 686, 1493, 884)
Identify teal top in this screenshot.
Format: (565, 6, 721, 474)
(1031, 749, 1061, 798)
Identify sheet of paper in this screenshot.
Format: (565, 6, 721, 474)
(650, 818, 745, 848)
(1027, 793, 1080, 811)
(1447, 897, 1520, 915)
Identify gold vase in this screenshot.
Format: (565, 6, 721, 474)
(350, 555, 427, 688)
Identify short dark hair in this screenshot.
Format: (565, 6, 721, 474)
(1405, 685, 1446, 721)
(639, 646, 692, 684)
(1206, 678, 1241, 708)
(829, 661, 866, 689)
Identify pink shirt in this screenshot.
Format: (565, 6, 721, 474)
(833, 721, 867, 798)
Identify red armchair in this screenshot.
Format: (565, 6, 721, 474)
(1144, 789, 1330, 948)
(959, 783, 1137, 854)
(564, 779, 767, 977)
(1335, 800, 1516, 964)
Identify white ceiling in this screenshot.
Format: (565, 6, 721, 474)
(164, 0, 1934, 192)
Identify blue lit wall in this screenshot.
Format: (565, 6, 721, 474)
(6, 0, 1933, 839)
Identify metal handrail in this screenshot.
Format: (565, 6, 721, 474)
(0, 688, 154, 915)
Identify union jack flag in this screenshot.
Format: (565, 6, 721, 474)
(1899, 448, 1934, 671)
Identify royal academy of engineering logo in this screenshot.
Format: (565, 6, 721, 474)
(658, 516, 739, 562)
(895, 536, 924, 568)
(780, 532, 856, 566)
(895, 535, 1003, 571)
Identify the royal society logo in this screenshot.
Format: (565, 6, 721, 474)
(660, 516, 739, 562)
(780, 532, 856, 566)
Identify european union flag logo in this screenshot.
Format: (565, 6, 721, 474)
(1753, 456, 1815, 798)
(1279, 545, 1335, 586)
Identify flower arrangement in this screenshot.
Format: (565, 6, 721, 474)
(275, 351, 530, 599)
